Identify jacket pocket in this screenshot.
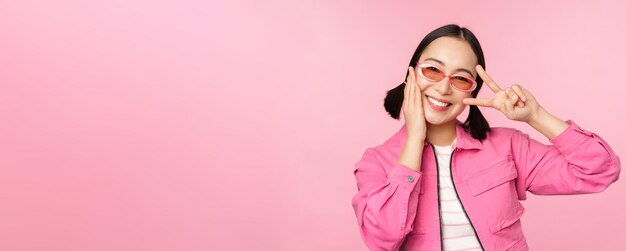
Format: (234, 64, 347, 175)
(489, 204, 525, 234)
(467, 160, 518, 196)
(505, 236, 528, 251)
(490, 205, 528, 251)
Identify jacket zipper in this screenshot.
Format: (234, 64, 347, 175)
(448, 149, 485, 251)
(432, 145, 444, 251)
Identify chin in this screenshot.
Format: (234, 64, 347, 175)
(424, 107, 462, 125)
(425, 116, 451, 125)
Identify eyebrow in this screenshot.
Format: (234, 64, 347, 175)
(424, 57, 475, 78)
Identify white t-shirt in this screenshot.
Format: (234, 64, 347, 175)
(433, 138, 483, 251)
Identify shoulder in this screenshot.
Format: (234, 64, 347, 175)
(479, 126, 528, 151)
(356, 137, 404, 172)
(486, 125, 525, 139)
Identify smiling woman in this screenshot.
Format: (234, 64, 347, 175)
(350, 24, 621, 251)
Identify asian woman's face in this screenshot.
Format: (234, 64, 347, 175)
(416, 36, 479, 126)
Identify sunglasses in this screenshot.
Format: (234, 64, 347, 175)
(415, 63, 477, 92)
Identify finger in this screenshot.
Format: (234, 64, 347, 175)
(505, 87, 524, 108)
(512, 94, 525, 107)
(405, 70, 409, 83)
(413, 80, 422, 110)
(403, 81, 408, 111)
(408, 66, 414, 86)
(403, 75, 408, 101)
(503, 99, 515, 115)
(410, 68, 425, 114)
(413, 76, 422, 96)
(411, 69, 421, 107)
(463, 98, 494, 108)
(475, 65, 503, 94)
(504, 87, 518, 101)
(403, 67, 410, 110)
(409, 66, 415, 99)
(409, 78, 414, 105)
(405, 66, 412, 85)
(511, 85, 527, 102)
(407, 69, 413, 110)
(403, 81, 408, 97)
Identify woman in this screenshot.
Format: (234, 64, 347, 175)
(350, 24, 621, 251)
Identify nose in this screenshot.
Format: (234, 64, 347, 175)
(434, 76, 453, 95)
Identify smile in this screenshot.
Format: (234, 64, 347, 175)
(426, 96, 451, 107)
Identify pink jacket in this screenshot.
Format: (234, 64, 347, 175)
(351, 119, 620, 251)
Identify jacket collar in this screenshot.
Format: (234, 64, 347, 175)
(383, 119, 483, 150)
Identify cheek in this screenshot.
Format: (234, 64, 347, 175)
(454, 94, 472, 107)
(417, 79, 432, 91)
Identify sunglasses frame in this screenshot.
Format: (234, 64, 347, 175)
(415, 63, 477, 93)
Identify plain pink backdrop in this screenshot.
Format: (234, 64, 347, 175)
(1, 0, 625, 250)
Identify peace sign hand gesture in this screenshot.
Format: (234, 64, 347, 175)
(462, 65, 542, 123)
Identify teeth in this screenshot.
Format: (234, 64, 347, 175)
(427, 96, 450, 107)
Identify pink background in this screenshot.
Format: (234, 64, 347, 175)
(1, 0, 625, 250)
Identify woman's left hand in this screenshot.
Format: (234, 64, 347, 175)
(462, 65, 542, 123)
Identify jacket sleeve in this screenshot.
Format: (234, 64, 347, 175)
(351, 148, 423, 251)
(512, 119, 621, 200)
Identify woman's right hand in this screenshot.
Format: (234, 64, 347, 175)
(403, 66, 427, 140)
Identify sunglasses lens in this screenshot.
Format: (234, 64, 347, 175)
(419, 64, 475, 91)
(450, 76, 474, 91)
(421, 66, 444, 81)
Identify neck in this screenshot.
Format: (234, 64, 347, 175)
(426, 120, 457, 146)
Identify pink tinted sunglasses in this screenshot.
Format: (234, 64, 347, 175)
(415, 63, 477, 92)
